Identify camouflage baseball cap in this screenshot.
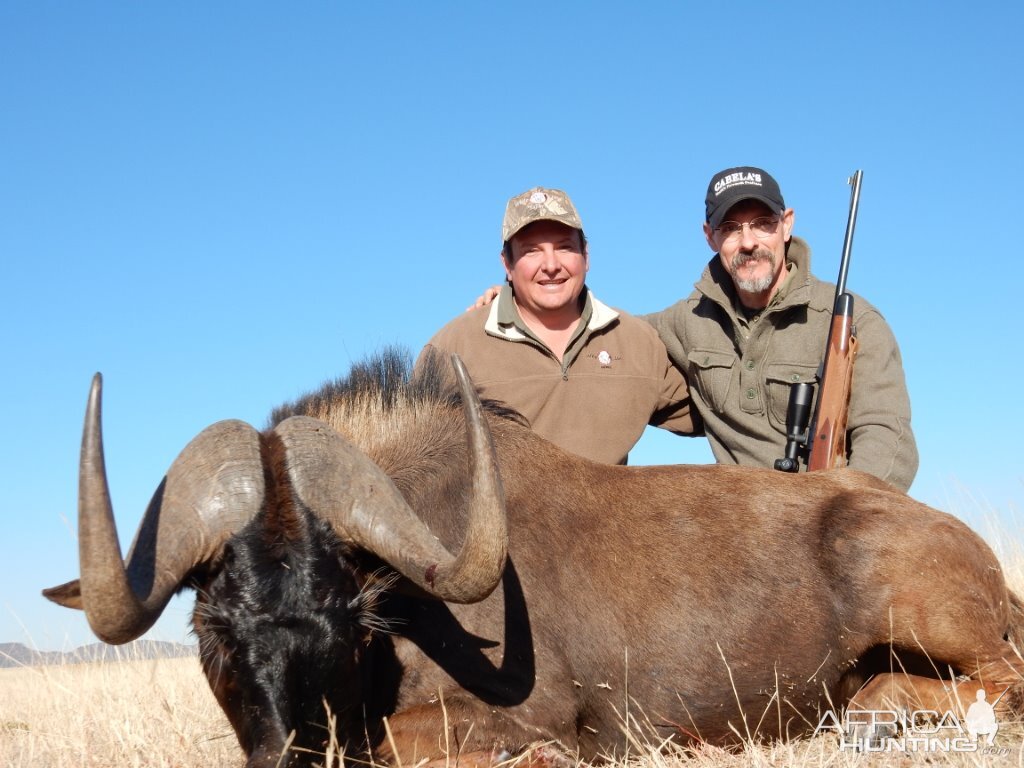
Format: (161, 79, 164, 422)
(501, 186, 583, 243)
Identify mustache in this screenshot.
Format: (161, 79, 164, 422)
(732, 246, 774, 270)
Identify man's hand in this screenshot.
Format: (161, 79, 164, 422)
(466, 285, 502, 311)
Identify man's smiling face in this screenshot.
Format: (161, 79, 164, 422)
(503, 220, 588, 322)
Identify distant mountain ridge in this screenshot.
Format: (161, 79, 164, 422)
(0, 640, 195, 668)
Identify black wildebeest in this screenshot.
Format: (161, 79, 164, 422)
(45, 350, 1023, 767)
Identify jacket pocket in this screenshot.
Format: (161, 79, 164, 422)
(765, 362, 819, 429)
(687, 349, 735, 412)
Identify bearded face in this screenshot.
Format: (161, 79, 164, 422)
(727, 245, 778, 294)
(704, 200, 794, 307)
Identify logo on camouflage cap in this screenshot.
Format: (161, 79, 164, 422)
(502, 186, 584, 242)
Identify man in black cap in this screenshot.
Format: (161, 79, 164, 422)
(644, 166, 918, 491)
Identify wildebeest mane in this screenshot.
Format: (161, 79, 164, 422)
(266, 347, 526, 495)
(267, 346, 527, 430)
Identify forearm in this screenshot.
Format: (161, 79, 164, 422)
(846, 310, 918, 491)
(847, 420, 918, 492)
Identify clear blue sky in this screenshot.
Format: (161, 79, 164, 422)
(3, 2, 1021, 650)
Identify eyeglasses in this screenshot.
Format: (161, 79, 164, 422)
(714, 216, 780, 243)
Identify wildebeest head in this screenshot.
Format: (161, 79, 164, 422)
(43, 352, 508, 766)
(193, 497, 384, 763)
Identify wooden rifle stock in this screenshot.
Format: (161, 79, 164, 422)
(806, 296, 857, 470)
(774, 170, 862, 473)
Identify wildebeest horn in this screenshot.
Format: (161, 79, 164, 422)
(42, 374, 265, 644)
(277, 355, 507, 603)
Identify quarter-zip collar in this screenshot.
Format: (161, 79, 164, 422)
(484, 285, 620, 374)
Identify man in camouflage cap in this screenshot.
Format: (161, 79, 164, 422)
(420, 185, 699, 465)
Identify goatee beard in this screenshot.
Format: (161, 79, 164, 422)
(730, 247, 776, 293)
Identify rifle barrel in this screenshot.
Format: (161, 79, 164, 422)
(835, 170, 863, 299)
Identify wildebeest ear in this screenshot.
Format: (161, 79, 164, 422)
(42, 579, 84, 610)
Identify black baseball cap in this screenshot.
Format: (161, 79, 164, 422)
(705, 166, 785, 229)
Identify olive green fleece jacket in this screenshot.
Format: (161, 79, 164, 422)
(645, 237, 918, 491)
(421, 286, 698, 465)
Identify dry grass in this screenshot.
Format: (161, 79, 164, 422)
(4, 529, 1022, 767)
(0, 653, 242, 767)
(4, 647, 1020, 768)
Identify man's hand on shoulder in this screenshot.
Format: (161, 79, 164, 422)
(466, 285, 502, 312)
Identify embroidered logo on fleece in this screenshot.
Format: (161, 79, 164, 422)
(586, 350, 620, 368)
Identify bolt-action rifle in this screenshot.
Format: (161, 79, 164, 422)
(774, 170, 863, 474)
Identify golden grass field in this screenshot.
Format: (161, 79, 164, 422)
(2, 647, 1022, 768)
(3, 532, 1022, 768)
